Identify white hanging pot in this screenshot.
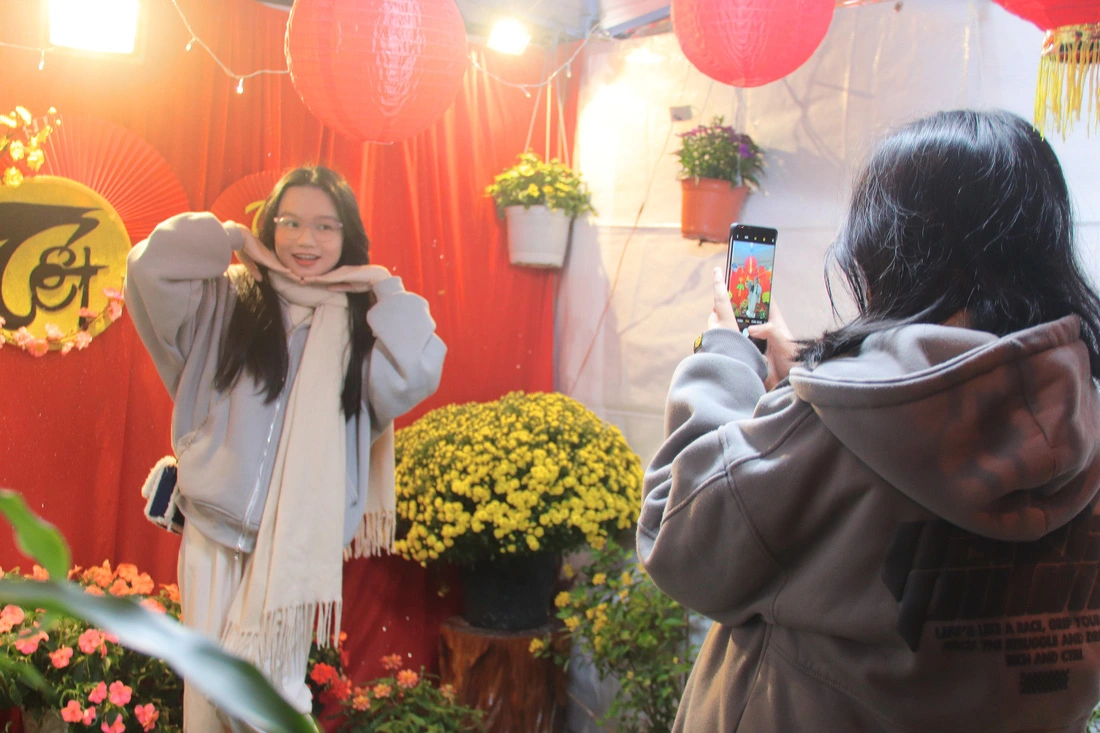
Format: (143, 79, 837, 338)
(504, 205, 573, 268)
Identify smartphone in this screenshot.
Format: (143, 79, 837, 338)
(725, 223, 778, 353)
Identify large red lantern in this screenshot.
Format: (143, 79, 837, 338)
(285, 0, 470, 144)
(992, 1, 1100, 137)
(671, 0, 836, 88)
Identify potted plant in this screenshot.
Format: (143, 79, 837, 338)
(532, 541, 697, 733)
(392, 391, 642, 631)
(485, 152, 596, 268)
(309, 651, 485, 732)
(675, 115, 764, 242)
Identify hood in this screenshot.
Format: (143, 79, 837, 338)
(788, 316, 1100, 542)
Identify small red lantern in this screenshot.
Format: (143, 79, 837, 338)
(991, 1, 1100, 137)
(285, 0, 470, 144)
(671, 0, 836, 88)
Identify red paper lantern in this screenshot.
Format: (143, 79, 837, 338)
(991, 1, 1100, 30)
(285, 0, 470, 144)
(672, 0, 836, 88)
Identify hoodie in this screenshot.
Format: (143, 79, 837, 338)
(638, 317, 1100, 732)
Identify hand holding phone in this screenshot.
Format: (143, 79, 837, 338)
(725, 223, 778, 353)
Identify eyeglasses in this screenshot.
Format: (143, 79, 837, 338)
(273, 216, 343, 242)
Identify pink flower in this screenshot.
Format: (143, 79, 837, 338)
(11, 327, 32, 347)
(106, 301, 123, 322)
(14, 631, 47, 654)
(26, 338, 49, 357)
(381, 653, 403, 671)
(0, 604, 24, 633)
(31, 565, 49, 581)
(396, 669, 419, 688)
(49, 646, 73, 668)
(79, 629, 105, 655)
(108, 681, 132, 706)
(130, 573, 154, 594)
(84, 585, 105, 596)
(82, 706, 96, 726)
(78, 307, 98, 319)
(116, 564, 138, 581)
(60, 342, 74, 355)
(108, 578, 130, 596)
(88, 681, 107, 704)
(0, 315, 5, 327)
(103, 287, 124, 302)
(44, 323, 63, 342)
(139, 598, 166, 614)
(60, 701, 83, 723)
(101, 713, 124, 733)
(103, 632, 118, 644)
(134, 703, 159, 731)
(73, 331, 93, 350)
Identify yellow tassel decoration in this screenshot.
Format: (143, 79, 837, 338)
(1036, 24, 1100, 139)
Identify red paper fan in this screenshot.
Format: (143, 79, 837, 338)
(209, 170, 282, 231)
(38, 114, 191, 244)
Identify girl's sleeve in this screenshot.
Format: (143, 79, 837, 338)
(124, 212, 244, 394)
(363, 276, 446, 428)
(637, 328, 786, 625)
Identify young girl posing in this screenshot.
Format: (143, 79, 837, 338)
(126, 166, 445, 731)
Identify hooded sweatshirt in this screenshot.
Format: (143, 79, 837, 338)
(638, 317, 1100, 732)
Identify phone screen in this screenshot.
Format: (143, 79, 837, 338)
(726, 224, 778, 330)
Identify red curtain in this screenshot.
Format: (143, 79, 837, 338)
(0, 0, 579, 694)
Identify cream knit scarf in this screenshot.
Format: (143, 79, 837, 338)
(220, 271, 394, 686)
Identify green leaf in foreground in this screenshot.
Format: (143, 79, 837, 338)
(0, 490, 70, 579)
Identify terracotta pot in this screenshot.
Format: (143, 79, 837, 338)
(504, 205, 573, 268)
(680, 178, 750, 243)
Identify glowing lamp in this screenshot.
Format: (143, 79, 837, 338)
(48, 0, 140, 54)
(487, 19, 531, 55)
(285, 0, 470, 144)
(671, 0, 836, 88)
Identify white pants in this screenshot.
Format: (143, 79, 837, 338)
(178, 523, 313, 732)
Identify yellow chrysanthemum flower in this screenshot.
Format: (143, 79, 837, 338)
(4, 167, 23, 187)
(528, 638, 545, 654)
(554, 591, 571, 608)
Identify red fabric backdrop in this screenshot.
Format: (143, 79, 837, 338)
(0, 0, 579, 698)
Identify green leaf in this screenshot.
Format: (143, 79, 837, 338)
(0, 490, 69, 578)
(0, 579, 315, 733)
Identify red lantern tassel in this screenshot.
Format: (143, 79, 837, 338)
(1036, 23, 1100, 138)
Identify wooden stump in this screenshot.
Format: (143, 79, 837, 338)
(439, 616, 567, 733)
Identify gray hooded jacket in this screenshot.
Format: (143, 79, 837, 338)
(640, 317, 1100, 732)
(126, 213, 445, 553)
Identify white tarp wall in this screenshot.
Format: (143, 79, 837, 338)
(557, 0, 1100, 472)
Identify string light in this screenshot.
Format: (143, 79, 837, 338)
(469, 24, 603, 96)
(236, 78, 244, 94)
(38, 50, 45, 70)
(185, 38, 195, 52)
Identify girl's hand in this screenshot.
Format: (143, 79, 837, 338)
(707, 266, 739, 331)
(225, 221, 290, 282)
(302, 264, 392, 292)
(747, 303, 797, 390)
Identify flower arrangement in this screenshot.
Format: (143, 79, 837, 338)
(485, 152, 596, 219)
(0, 561, 183, 732)
(0, 288, 126, 357)
(674, 115, 764, 189)
(392, 392, 642, 567)
(309, 652, 484, 732)
(531, 542, 696, 733)
(0, 105, 57, 189)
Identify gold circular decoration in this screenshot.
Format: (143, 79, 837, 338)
(0, 175, 130, 354)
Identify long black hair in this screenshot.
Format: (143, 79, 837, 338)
(799, 109, 1100, 377)
(214, 166, 375, 417)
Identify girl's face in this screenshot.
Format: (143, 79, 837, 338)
(272, 185, 344, 278)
